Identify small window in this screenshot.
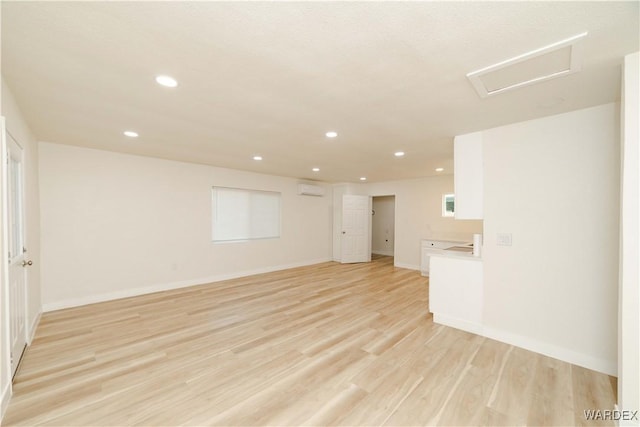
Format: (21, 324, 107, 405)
(212, 187, 281, 242)
(442, 194, 455, 217)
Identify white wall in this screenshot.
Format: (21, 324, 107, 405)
(39, 143, 333, 310)
(371, 196, 395, 256)
(482, 103, 620, 375)
(1, 80, 42, 418)
(618, 52, 639, 422)
(333, 175, 483, 269)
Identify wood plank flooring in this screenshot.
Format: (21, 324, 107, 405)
(3, 256, 617, 426)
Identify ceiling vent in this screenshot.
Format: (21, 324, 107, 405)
(467, 32, 588, 98)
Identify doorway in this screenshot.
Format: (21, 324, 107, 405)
(371, 195, 395, 258)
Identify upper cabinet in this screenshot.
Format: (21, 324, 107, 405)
(454, 132, 483, 219)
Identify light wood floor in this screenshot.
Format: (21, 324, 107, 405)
(4, 256, 616, 426)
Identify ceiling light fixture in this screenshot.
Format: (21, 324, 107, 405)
(312, 167, 320, 172)
(253, 156, 263, 161)
(394, 151, 405, 157)
(325, 131, 338, 138)
(435, 167, 444, 172)
(155, 75, 178, 88)
(359, 177, 367, 181)
(123, 131, 139, 138)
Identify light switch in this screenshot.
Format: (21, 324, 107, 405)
(497, 233, 512, 246)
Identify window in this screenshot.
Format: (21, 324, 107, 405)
(212, 187, 281, 242)
(442, 193, 455, 217)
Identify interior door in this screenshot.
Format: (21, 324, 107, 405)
(6, 132, 27, 378)
(341, 195, 372, 263)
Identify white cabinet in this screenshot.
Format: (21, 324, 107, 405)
(421, 245, 437, 276)
(429, 255, 483, 334)
(454, 132, 483, 219)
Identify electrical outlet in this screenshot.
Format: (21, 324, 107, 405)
(497, 233, 512, 246)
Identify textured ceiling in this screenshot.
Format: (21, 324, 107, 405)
(2, 1, 638, 183)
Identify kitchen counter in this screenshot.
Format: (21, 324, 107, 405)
(429, 251, 481, 261)
(420, 239, 475, 276)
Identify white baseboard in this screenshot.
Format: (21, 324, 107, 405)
(433, 313, 483, 335)
(42, 258, 333, 312)
(393, 262, 420, 271)
(1, 381, 11, 424)
(27, 311, 42, 345)
(372, 250, 394, 257)
(481, 325, 617, 376)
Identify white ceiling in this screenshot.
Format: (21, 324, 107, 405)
(2, 1, 638, 183)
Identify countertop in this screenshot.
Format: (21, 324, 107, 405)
(429, 251, 482, 261)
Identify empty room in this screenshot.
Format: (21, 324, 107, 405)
(1, 1, 639, 426)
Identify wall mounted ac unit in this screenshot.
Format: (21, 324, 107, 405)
(297, 184, 324, 197)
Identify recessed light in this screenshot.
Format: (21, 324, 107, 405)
(312, 167, 320, 172)
(359, 177, 367, 181)
(325, 131, 338, 138)
(253, 156, 263, 161)
(394, 151, 405, 157)
(155, 75, 178, 88)
(124, 131, 139, 138)
(435, 167, 444, 172)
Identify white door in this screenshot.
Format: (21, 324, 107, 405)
(6, 132, 28, 378)
(341, 195, 372, 263)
